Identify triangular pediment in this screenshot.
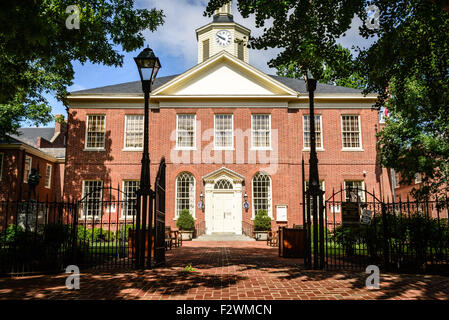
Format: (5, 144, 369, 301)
(152, 51, 298, 97)
(202, 167, 245, 184)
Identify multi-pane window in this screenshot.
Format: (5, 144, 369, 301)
(82, 180, 103, 218)
(214, 179, 233, 190)
(344, 181, 365, 202)
(214, 114, 233, 149)
(252, 114, 271, 149)
(341, 115, 361, 149)
(176, 172, 195, 217)
(23, 155, 32, 183)
(0, 153, 3, 181)
(122, 180, 140, 218)
(45, 164, 52, 189)
(303, 115, 323, 149)
(124, 115, 144, 149)
(85, 115, 105, 149)
(252, 172, 272, 218)
(176, 115, 195, 149)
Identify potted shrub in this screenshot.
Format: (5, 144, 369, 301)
(176, 209, 195, 241)
(253, 209, 272, 240)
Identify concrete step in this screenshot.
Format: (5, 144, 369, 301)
(193, 233, 256, 242)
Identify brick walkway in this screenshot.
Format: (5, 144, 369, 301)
(1, 241, 449, 300)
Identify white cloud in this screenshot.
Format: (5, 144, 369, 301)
(138, 0, 278, 73)
(137, 1, 375, 74)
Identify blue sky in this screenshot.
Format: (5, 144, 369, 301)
(41, 0, 376, 128)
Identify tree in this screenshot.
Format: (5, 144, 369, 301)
(276, 46, 367, 90)
(205, 0, 449, 198)
(0, 0, 164, 138)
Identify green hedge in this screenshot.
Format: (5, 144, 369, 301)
(176, 209, 195, 230)
(254, 209, 272, 231)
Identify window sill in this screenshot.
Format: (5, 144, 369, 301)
(122, 148, 143, 152)
(302, 148, 325, 152)
(119, 216, 136, 221)
(84, 148, 106, 152)
(341, 148, 364, 152)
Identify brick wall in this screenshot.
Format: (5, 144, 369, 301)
(64, 105, 392, 228)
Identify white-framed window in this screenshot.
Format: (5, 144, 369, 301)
(85, 115, 106, 150)
(344, 180, 365, 202)
(121, 180, 140, 218)
(303, 115, 323, 149)
(252, 172, 272, 218)
(175, 172, 195, 218)
(251, 114, 271, 149)
(214, 114, 233, 149)
(414, 173, 422, 184)
(124, 115, 144, 150)
(23, 155, 32, 183)
(176, 114, 196, 149)
(81, 180, 103, 218)
(341, 115, 362, 149)
(0, 153, 3, 182)
(45, 164, 52, 189)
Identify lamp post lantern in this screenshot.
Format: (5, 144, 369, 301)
(134, 47, 161, 269)
(305, 71, 325, 270)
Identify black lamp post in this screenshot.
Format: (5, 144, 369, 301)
(305, 71, 325, 270)
(134, 47, 161, 269)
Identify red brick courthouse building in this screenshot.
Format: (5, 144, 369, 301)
(64, 4, 393, 234)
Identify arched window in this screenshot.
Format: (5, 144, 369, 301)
(252, 172, 272, 218)
(175, 172, 195, 218)
(214, 179, 233, 190)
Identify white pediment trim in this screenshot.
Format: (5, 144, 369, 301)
(202, 167, 245, 184)
(151, 51, 298, 97)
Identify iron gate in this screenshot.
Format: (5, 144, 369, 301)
(153, 157, 166, 266)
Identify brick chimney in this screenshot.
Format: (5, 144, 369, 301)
(54, 114, 67, 134)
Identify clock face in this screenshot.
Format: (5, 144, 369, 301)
(215, 30, 232, 47)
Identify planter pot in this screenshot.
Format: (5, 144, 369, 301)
(181, 230, 194, 241)
(254, 231, 268, 241)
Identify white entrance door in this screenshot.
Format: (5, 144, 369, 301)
(213, 192, 236, 233)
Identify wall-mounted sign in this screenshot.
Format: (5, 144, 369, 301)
(276, 205, 288, 222)
(341, 202, 360, 226)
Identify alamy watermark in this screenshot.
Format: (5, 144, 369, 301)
(365, 5, 380, 30)
(65, 265, 80, 290)
(66, 5, 80, 30)
(169, 122, 280, 175)
(365, 265, 380, 289)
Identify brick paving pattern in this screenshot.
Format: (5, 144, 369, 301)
(1, 241, 449, 300)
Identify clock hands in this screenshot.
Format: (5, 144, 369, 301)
(217, 34, 226, 41)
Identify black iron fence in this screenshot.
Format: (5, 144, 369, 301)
(0, 199, 78, 275)
(1, 188, 168, 276)
(322, 188, 449, 275)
